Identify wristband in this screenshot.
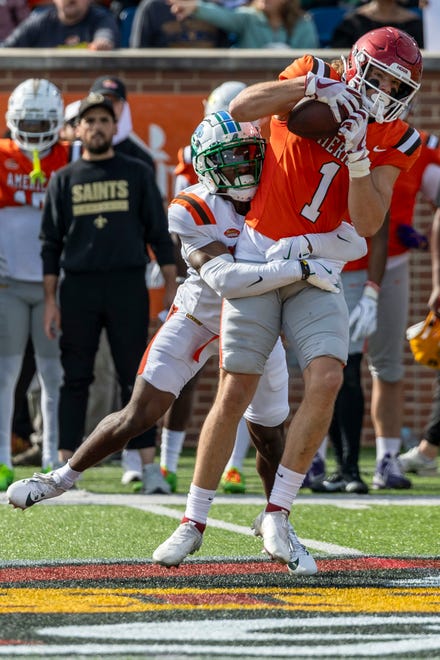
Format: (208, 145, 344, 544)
(347, 157, 371, 179)
(364, 281, 380, 300)
(300, 259, 310, 280)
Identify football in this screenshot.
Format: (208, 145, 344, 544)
(287, 98, 347, 141)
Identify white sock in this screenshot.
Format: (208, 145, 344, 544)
(184, 483, 216, 525)
(268, 464, 304, 512)
(160, 428, 186, 473)
(224, 417, 251, 471)
(376, 436, 401, 461)
(316, 436, 328, 461)
(56, 460, 82, 489)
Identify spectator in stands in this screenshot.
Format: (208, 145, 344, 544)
(168, 0, 319, 48)
(0, 0, 30, 43)
(331, 0, 424, 48)
(2, 0, 120, 49)
(130, 0, 231, 47)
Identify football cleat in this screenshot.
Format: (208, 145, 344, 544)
(160, 467, 177, 493)
(302, 454, 326, 489)
(142, 464, 171, 494)
(6, 471, 67, 509)
(152, 522, 203, 567)
(252, 509, 290, 564)
(0, 464, 14, 492)
(398, 447, 438, 476)
(221, 467, 246, 494)
(287, 523, 318, 576)
(372, 453, 412, 490)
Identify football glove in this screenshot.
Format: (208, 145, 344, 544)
(397, 224, 429, 251)
(339, 109, 370, 178)
(349, 281, 379, 341)
(304, 72, 362, 123)
(407, 311, 440, 369)
(306, 258, 342, 293)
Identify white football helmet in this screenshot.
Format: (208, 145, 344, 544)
(343, 27, 422, 123)
(6, 78, 64, 152)
(203, 81, 247, 116)
(191, 110, 266, 202)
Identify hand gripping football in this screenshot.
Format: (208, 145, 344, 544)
(287, 98, 349, 141)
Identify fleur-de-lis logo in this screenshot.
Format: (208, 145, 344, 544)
(94, 214, 108, 229)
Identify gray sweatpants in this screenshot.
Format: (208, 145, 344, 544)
(0, 277, 62, 469)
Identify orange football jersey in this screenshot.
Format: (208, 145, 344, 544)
(0, 140, 69, 209)
(174, 146, 198, 189)
(245, 55, 421, 241)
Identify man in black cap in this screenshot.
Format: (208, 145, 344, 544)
(38, 92, 177, 491)
(87, 79, 168, 490)
(89, 76, 156, 174)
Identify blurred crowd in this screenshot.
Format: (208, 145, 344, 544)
(0, 0, 427, 51)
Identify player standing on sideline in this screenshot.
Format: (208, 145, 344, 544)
(0, 79, 68, 489)
(151, 26, 423, 567)
(7, 111, 367, 575)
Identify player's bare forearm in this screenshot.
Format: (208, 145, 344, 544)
(349, 166, 398, 237)
(229, 78, 307, 122)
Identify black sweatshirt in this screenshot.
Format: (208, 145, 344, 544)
(41, 152, 174, 275)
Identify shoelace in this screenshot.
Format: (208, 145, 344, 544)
(288, 529, 308, 556)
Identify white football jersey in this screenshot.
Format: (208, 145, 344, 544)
(168, 183, 244, 333)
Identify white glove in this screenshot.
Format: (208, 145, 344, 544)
(304, 72, 362, 123)
(265, 235, 313, 261)
(339, 109, 370, 178)
(349, 282, 379, 341)
(305, 258, 342, 293)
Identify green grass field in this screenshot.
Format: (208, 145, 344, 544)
(1, 447, 439, 562)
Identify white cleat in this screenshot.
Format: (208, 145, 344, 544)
(252, 509, 290, 564)
(152, 522, 203, 567)
(6, 472, 67, 510)
(286, 523, 318, 576)
(398, 446, 438, 476)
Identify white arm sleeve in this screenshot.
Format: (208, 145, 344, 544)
(265, 221, 367, 263)
(308, 222, 368, 261)
(199, 253, 304, 298)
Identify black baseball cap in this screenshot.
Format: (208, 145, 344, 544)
(78, 93, 117, 121)
(90, 76, 127, 101)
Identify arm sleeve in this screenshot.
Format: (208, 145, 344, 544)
(307, 222, 368, 261)
(199, 253, 304, 298)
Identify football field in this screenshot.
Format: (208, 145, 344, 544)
(1, 448, 439, 658)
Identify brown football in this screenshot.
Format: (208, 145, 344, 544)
(287, 98, 347, 141)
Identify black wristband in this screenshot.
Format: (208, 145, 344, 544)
(300, 259, 310, 280)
